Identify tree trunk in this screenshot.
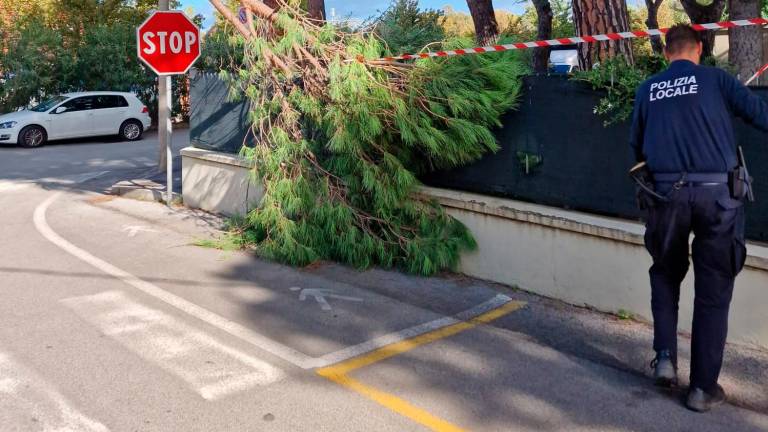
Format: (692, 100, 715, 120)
(572, 0, 635, 70)
(263, 0, 280, 10)
(532, 0, 553, 73)
(728, 0, 762, 82)
(680, 0, 726, 60)
(307, 0, 325, 21)
(466, 0, 499, 46)
(645, 0, 664, 55)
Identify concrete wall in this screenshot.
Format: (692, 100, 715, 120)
(180, 147, 768, 349)
(190, 75, 768, 243)
(181, 147, 262, 217)
(422, 186, 768, 350)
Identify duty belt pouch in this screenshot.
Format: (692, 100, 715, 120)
(729, 167, 748, 200)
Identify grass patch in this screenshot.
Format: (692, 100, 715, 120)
(192, 216, 259, 252)
(192, 235, 242, 252)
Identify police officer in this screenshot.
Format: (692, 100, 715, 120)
(630, 24, 768, 412)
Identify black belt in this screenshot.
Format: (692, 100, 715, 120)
(653, 172, 728, 187)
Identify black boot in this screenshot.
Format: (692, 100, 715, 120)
(686, 385, 726, 412)
(650, 350, 677, 387)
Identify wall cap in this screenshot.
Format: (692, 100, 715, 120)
(181, 146, 254, 169)
(420, 186, 768, 271)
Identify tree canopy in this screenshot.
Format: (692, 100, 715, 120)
(0, 0, 190, 114)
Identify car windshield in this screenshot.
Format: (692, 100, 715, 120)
(29, 96, 68, 112)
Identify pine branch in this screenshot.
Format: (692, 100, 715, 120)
(206, 1, 524, 274)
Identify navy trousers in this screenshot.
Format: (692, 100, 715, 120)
(644, 184, 747, 391)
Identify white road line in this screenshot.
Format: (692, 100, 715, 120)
(34, 192, 316, 369)
(0, 352, 110, 432)
(62, 291, 284, 400)
(310, 294, 513, 368)
(0, 171, 110, 193)
(0, 181, 30, 193)
(34, 192, 518, 371)
(36, 171, 111, 185)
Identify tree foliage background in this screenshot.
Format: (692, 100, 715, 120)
(371, 0, 446, 55)
(0, 0, 200, 118)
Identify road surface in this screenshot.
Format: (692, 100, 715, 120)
(1, 132, 767, 432)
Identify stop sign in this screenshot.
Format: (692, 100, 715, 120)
(137, 11, 201, 75)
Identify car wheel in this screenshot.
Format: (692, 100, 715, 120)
(120, 120, 143, 141)
(18, 125, 47, 148)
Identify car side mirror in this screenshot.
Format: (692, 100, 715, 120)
(54, 106, 67, 114)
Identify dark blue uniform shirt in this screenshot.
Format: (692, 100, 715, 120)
(630, 59, 768, 173)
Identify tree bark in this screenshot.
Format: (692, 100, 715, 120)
(307, 0, 325, 21)
(572, 0, 635, 70)
(728, 0, 762, 82)
(532, 0, 553, 73)
(680, 0, 726, 60)
(263, 0, 280, 10)
(466, 0, 499, 46)
(645, 0, 664, 54)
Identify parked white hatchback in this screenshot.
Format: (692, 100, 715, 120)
(0, 91, 152, 148)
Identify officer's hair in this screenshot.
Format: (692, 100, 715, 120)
(664, 24, 702, 55)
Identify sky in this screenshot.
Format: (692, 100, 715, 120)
(179, 0, 528, 30)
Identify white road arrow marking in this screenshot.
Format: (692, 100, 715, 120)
(121, 225, 159, 237)
(290, 287, 363, 311)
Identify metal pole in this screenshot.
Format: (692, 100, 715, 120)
(157, 0, 173, 204)
(164, 76, 173, 204)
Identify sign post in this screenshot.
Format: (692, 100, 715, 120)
(160, 74, 172, 204)
(137, 6, 201, 204)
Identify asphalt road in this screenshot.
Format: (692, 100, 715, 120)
(1, 132, 767, 432)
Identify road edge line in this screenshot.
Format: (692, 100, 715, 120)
(322, 372, 467, 432)
(311, 294, 515, 369)
(319, 300, 525, 375)
(316, 300, 525, 432)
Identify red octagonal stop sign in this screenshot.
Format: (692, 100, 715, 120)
(137, 11, 201, 75)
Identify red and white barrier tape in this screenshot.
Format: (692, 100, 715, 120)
(381, 17, 768, 62)
(745, 62, 768, 85)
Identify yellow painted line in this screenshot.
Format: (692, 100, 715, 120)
(317, 300, 526, 432)
(322, 372, 467, 432)
(319, 301, 526, 376)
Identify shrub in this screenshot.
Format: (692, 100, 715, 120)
(576, 54, 667, 126)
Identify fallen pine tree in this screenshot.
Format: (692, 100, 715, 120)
(207, 0, 526, 275)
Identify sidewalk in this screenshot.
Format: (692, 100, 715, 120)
(107, 154, 183, 203)
(41, 189, 768, 430)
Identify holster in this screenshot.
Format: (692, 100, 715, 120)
(728, 167, 751, 201)
(629, 162, 664, 209)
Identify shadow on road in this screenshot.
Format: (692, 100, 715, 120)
(171, 251, 768, 431)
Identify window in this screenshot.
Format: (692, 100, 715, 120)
(93, 95, 128, 109)
(32, 96, 67, 112)
(61, 97, 95, 112)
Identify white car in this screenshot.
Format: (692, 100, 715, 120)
(0, 92, 152, 148)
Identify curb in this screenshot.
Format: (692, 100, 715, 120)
(110, 179, 182, 204)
